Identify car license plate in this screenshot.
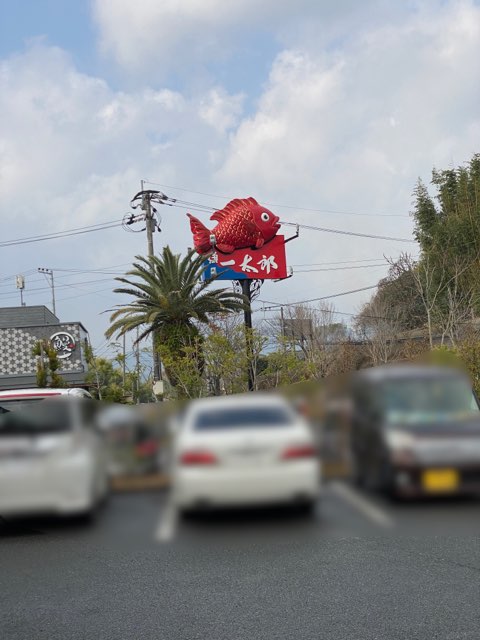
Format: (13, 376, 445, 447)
(422, 468, 459, 492)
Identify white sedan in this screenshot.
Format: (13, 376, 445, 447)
(0, 396, 109, 519)
(171, 393, 321, 513)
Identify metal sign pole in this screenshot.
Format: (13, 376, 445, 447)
(240, 279, 254, 392)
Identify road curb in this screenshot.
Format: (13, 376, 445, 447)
(110, 474, 170, 492)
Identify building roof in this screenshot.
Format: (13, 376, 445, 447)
(0, 306, 88, 333)
(0, 305, 59, 328)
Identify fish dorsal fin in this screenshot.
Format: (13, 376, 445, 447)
(210, 198, 251, 223)
(210, 208, 227, 223)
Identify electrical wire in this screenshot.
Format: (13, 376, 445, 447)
(0, 268, 37, 284)
(294, 264, 388, 273)
(56, 286, 120, 303)
(143, 180, 410, 218)
(256, 307, 390, 321)
(0, 264, 132, 292)
(0, 220, 124, 248)
(280, 221, 415, 243)
(50, 264, 132, 274)
(0, 276, 119, 300)
(256, 284, 379, 311)
(290, 258, 388, 267)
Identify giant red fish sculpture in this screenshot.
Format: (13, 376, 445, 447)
(187, 197, 280, 255)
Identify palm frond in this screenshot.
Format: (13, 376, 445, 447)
(105, 245, 245, 343)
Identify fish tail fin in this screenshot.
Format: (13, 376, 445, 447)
(187, 213, 212, 254)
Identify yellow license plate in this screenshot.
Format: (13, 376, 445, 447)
(422, 469, 459, 492)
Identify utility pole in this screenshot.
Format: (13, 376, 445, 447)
(140, 182, 163, 397)
(87, 338, 103, 401)
(16, 275, 25, 307)
(122, 333, 126, 391)
(135, 327, 140, 404)
(280, 305, 286, 353)
(240, 279, 255, 392)
(142, 180, 155, 258)
(38, 267, 56, 316)
(129, 184, 168, 399)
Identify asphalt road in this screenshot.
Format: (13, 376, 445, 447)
(1, 484, 480, 640)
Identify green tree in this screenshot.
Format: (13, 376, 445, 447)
(85, 343, 153, 403)
(359, 154, 480, 348)
(32, 340, 66, 388)
(412, 155, 480, 318)
(261, 346, 314, 389)
(105, 246, 245, 390)
(159, 338, 205, 399)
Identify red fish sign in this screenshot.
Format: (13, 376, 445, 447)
(188, 197, 280, 255)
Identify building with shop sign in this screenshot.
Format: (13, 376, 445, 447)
(0, 305, 90, 390)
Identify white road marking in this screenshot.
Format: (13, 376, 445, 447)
(329, 480, 395, 529)
(154, 501, 178, 543)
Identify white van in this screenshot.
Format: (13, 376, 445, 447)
(0, 388, 109, 519)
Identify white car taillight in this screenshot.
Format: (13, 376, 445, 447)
(281, 444, 317, 460)
(179, 450, 218, 465)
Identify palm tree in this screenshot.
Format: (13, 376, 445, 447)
(105, 247, 245, 381)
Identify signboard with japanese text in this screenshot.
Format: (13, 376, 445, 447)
(202, 235, 288, 281)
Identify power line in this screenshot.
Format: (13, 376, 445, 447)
(0, 219, 128, 249)
(291, 258, 388, 267)
(143, 180, 410, 218)
(280, 221, 415, 243)
(294, 264, 388, 273)
(51, 264, 131, 274)
(256, 284, 379, 311)
(0, 264, 132, 291)
(0, 276, 119, 300)
(257, 307, 390, 321)
(0, 268, 37, 284)
(56, 286, 119, 303)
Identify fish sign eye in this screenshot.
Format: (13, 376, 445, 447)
(261, 212, 270, 222)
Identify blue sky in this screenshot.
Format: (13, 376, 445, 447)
(1, 0, 479, 356)
(0, 1, 94, 65)
(0, 0, 279, 102)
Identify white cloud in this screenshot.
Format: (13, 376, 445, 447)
(92, 0, 261, 73)
(92, 0, 403, 76)
(199, 88, 244, 133)
(219, 1, 480, 207)
(0, 43, 229, 221)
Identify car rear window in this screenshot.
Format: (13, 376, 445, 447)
(0, 398, 47, 413)
(0, 400, 73, 435)
(194, 406, 293, 431)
